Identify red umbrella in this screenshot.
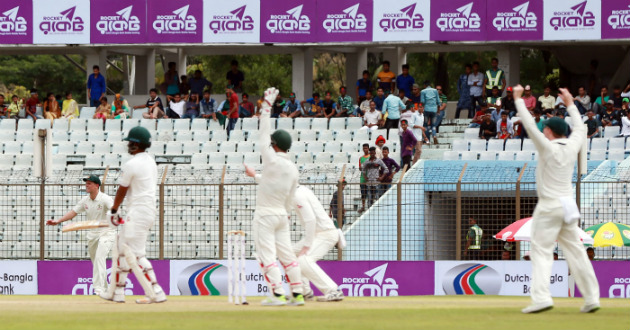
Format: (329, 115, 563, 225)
(494, 217, 594, 244)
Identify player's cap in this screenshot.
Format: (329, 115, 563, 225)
(289, 92, 296, 98)
(543, 117, 568, 136)
(623, 98, 629, 103)
(524, 85, 531, 90)
(124, 126, 151, 145)
(271, 129, 292, 151)
(506, 86, 513, 92)
(606, 99, 614, 105)
(82, 174, 101, 186)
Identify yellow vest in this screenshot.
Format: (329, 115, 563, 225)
(485, 69, 504, 90)
(467, 225, 482, 250)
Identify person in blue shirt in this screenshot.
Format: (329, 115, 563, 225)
(382, 91, 406, 136)
(356, 70, 373, 103)
(420, 80, 442, 143)
(284, 92, 302, 118)
(189, 70, 212, 97)
(373, 87, 386, 111)
(87, 65, 106, 107)
(396, 64, 415, 98)
(455, 64, 473, 119)
(300, 92, 324, 117)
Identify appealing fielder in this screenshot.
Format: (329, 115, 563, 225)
(246, 87, 304, 306)
(46, 175, 115, 295)
(514, 85, 600, 314)
(100, 126, 166, 304)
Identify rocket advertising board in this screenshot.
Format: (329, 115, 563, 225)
(90, 0, 147, 44)
(32, 0, 90, 44)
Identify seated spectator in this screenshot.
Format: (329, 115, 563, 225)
(469, 102, 488, 128)
(501, 87, 516, 117)
(600, 100, 620, 128)
(359, 101, 382, 132)
(24, 90, 42, 120)
(318, 92, 336, 119)
(179, 75, 190, 96)
(61, 92, 79, 119)
(272, 94, 285, 118)
(254, 95, 264, 117)
(400, 119, 417, 169)
(533, 108, 545, 132)
(538, 86, 555, 111)
(200, 91, 218, 123)
(183, 92, 200, 119)
(0, 94, 7, 119)
(496, 111, 513, 139)
(592, 86, 609, 115)
(479, 112, 496, 140)
(373, 87, 385, 111)
(189, 70, 212, 96)
(356, 70, 373, 103)
(239, 93, 254, 118)
(336, 86, 353, 117)
(357, 90, 373, 117)
(300, 92, 323, 117)
(226, 60, 244, 93)
(377, 60, 396, 92)
(622, 82, 630, 98)
(138, 89, 164, 119)
(283, 92, 301, 118)
(621, 109, 630, 136)
(486, 86, 502, 110)
(166, 93, 186, 119)
(623, 97, 629, 112)
(111, 94, 129, 119)
(43, 92, 61, 120)
(93, 97, 111, 121)
(522, 85, 537, 112)
(490, 105, 503, 123)
(585, 110, 600, 138)
(361, 147, 389, 207)
(8, 95, 23, 119)
(375, 135, 386, 159)
(379, 146, 400, 196)
(575, 86, 591, 114)
(398, 89, 409, 105)
(554, 92, 567, 111)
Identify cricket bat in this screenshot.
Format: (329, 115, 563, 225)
(61, 220, 108, 232)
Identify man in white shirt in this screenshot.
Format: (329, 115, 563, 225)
(538, 86, 556, 111)
(575, 86, 592, 114)
(166, 93, 186, 118)
(46, 175, 115, 295)
(411, 103, 426, 163)
(467, 61, 484, 113)
(359, 101, 382, 132)
(357, 90, 373, 116)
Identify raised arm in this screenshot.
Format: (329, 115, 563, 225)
(560, 88, 587, 149)
(513, 85, 552, 151)
(259, 87, 279, 164)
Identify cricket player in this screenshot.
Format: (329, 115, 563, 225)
(46, 175, 115, 295)
(513, 85, 600, 314)
(100, 126, 166, 304)
(246, 87, 304, 306)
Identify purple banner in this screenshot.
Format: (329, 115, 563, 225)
(260, 0, 316, 43)
(147, 0, 202, 43)
(316, 0, 372, 42)
(602, 0, 630, 39)
(486, 0, 543, 40)
(575, 261, 630, 298)
(91, 0, 147, 44)
(318, 261, 434, 296)
(431, 0, 486, 40)
(0, 0, 32, 44)
(38, 260, 170, 295)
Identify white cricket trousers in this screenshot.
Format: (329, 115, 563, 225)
(253, 214, 303, 296)
(293, 229, 339, 295)
(86, 230, 115, 293)
(118, 208, 155, 257)
(530, 200, 599, 306)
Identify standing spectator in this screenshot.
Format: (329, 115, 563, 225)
(382, 90, 406, 136)
(358, 144, 370, 214)
(465, 217, 483, 260)
(178, 75, 191, 96)
(411, 103, 426, 163)
(300, 93, 323, 117)
(479, 112, 497, 140)
(361, 147, 388, 208)
(271, 94, 285, 118)
(496, 111, 513, 139)
(87, 65, 106, 107)
(575, 86, 592, 114)
(455, 64, 472, 119)
(375, 135, 386, 159)
(182, 92, 200, 119)
(435, 85, 448, 136)
(400, 120, 417, 169)
(93, 97, 111, 121)
(420, 80, 441, 143)
(592, 86, 610, 115)
(319, 92, 336, 119)
(409, 84, 421, 105)
(522, 85, 537, 112)
(137, 89, 164, 119)
(483, 57, 506, 97)
(43, 92, 61, 120)
(164, 62, 180, 96)
(611, 86, 623, 111)
(359, 101, 382, 132)
(538, 86, 556, 111)
(621, 109, 630, 136)
(357, 90, 373, 117)
(398, 106, 415, 163)
(329, 180, 347, 228)
(239, 93, 255, 118)
(8, 95, 23, 119)
(502, 87, 517, 117)
(336, 86, 353, 117)
(111, 94, 129, 119)
(283, 93, 302, 118)
(379, 146, 400, 196)
(373, 88, 386, 111)
(0, 94, 6, 118)
(584, 110, 600, 138)
(225, 85, 240, 135)
(600, 101, 620, 128)
(356, 70, 373, 103)
(398, 90, 409, 105)
(24, 91, 41, 120)
(200, 90, 218, 123)
(468, 61, 484, 113)
(189, 70, 212, 96)
(377, 60, 396, 92)
(396, 64, 415, 98)
(226, 60, 244, 92)
(61, 92, 79, 119)
(166, 93, 186, 119)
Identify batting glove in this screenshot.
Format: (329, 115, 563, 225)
(108, 210, 124, 226)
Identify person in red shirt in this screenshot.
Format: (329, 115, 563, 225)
(25, 90, 42, 120)
(468, 102, 489, 128)
(226, 85, 240, 136)
(240, 93, 255, 118)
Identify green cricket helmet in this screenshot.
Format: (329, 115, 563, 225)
(271, 129, 292, 151)
(124, 126, 152, 145)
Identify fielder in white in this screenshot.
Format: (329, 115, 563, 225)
(100, 126, 166, 304)
(46, 175, 115, 295)
(246, 87, 304, 306)
(513, 85, 600, 314)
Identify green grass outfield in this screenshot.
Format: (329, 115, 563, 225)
(0, 295, 628, 330)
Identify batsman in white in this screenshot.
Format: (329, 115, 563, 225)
(513, 85, 600, 314)
(247, 87, 304, 306)
(100, 126, 167, 304)
(46, 175, 115, 295)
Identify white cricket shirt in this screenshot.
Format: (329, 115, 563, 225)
(294, 185, 337, 247)
(119, 152, 158, 211)
(72, 191, 114, 233)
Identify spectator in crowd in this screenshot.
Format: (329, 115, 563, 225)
(61, 92, 79, 119)
(137, 89, 164, 119)
(359, 101, 382, 132)
(283, 93, 302, 118)
(600, 100, 620, 128)
(456, 64, 473, 119)
(166, 93, 186, 119)
(356, 70, 373, 103)
(8, 95, 23, 119)
(358, 144, 370, 214)
(502, 251, 512, 261)
(469, 102, 489, 128)
(329, 180, 347, 228)
(111, 94, 129, 119)
(379, 146, 400, 196)
(611, 86, 623, 111)
(337, 86, 353, 117)
(483, 57, 506, 97)
(592, 86, 609, 115)
(271, 94, 286, 118)
(225, 85, 240, 135)
(400, 119, 417, 169)
(87, 65, 106, 107)
(179, 75, 191, 96)
(522, 85, 537, 112)
(588, 59, 601, 99)
(585, 110, 600, 138)
(479, 112, 497, 140)
(189, 70, 212, 97)
(555, 90, 568, 111)
(375, 135, 386, 159)
(361, 147, 389, 208)
(182, 92, 201, 119)
(586, 247, 595, 261)
(435, 85, 448, 135)
(373, 87, 386, 111)
(398, 89, 409, 105)
(465, 217, 483, 260)
(357, 90, 373, 117)
(0, 94, 6, 118)
(382, 90, 406, 137)
(164, 62, 180, 96)
(575, 86, 592, 114)
(491, 101, 503, 124)
(93, 97, 111, 121)
(496, 111, 513, 139)
(623, 97, 629, 112)
(319, 92, 336, 119)
(421, 80, 441, 143)
(24, 90, 41, 120)
(43, 92, 61, 120)
(622, 109, 630, 136)
(301, 92, 323, 117)
(538, 86, 556, 111)
(409, 84, 421, 105)
(398, 105, 415, 161)
(534, 109, 545, 132)
(502, 87, 517, 117)
(468, 61, 484, 113)
(487, 86, 502, 111)
(226, 60, 244, 92)
(239, 93, 255, 118)
(411, 103, 426, 163)
(200, 90, 218, 123)
(377, 60, 396, 92)
(396, 64, 415, 98)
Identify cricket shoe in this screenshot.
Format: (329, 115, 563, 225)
(136, 286, 167, 304)
(303, 290, 315, 301)
(316, 290, 344, 302)
(100, 289, 125, 303)
(261, 295, 287, 306)
(288, 294, 305, 306)
(580, 303, 600, 313)
(521, 302, 553, 314)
